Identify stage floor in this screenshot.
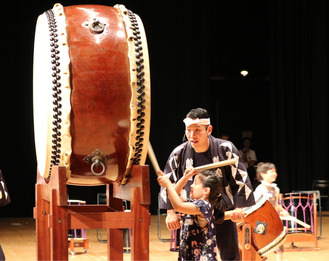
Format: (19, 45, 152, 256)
(0, 214, 328, 260)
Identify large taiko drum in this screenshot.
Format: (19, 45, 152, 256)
(240, 195, 286, 257)
(281, 192, 315, 233)
(33, 4, 150, 185)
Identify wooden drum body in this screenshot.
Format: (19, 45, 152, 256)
(240, 196, 287, 257)
(33, 4, 150, 185)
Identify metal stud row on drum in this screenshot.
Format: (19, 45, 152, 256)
(45, 9, 62, 178)
(126, 10, 146, 165)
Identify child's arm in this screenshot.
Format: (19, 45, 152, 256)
(224, 208, 245, 223)
(167, 181, 203, 215)
(157, 170, 201, 215)
(276, 188, 290, 216)
(277, 205, 290, 216)
(172, 168, 196, 196)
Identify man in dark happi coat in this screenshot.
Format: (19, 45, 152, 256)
(159, 108, 255, 261)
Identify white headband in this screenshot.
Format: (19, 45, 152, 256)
(183, 117, 211, 127)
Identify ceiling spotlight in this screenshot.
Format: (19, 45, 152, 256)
(240, 70, 248, 77)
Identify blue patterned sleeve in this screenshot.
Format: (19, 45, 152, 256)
(192, 199, 213, 223)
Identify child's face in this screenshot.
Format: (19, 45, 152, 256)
(261, 168, 278, 183)
(190, 174, 207, 200)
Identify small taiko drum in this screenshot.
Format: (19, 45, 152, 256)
(33, 4, 150, 185)
(241, 195, 286, 257)
(281, 192, 315, 233)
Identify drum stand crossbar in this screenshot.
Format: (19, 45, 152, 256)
(34, 165, 150, 260)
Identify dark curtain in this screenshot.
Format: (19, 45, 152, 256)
(2, 0, 329, 217)
(270, 0, 329, 193)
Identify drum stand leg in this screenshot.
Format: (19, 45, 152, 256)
(239, 223, 267, 261)
(34, 166, 68, 260)
(241, 224, 252, 261)
(34, 165, 150, 261)
(111, 164, 151, 260)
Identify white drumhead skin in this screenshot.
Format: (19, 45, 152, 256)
(33, 4, 72, 181)
(33, 13, 54, 179)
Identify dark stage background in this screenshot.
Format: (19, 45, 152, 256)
(0, 0, 328, 217)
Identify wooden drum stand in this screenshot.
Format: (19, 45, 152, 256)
(34, 165, 150, 260)
(238, 223, 267, 261)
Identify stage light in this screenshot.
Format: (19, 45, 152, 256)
(240, 70, 248, 77)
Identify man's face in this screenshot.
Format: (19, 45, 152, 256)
(185, 123, 212, 152)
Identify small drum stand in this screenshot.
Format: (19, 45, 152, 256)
(34, 165, 150, 261)
(238, 223, 267, 261)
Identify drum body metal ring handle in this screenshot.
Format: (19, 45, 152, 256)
(83, 149, 109, 176)
(91, 159, 106, 175)
(90, 20, 105, 34)
(82, 18, 107, 34)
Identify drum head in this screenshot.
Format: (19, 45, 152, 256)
(33, 11, 62, 180)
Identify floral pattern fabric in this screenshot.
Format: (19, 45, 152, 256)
(178, 199, 217, 261)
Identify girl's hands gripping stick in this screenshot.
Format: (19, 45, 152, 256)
(157, 170, 171, 188)
(183, 168, 197, 180)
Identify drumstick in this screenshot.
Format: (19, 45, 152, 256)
(147, 142, 161, 176)
(148, 142, 238, 176)
(280, 216, 311, 229)
(194, 158, 238, 172)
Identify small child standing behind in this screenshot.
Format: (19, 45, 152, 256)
(254, 162, 289, 261)
(157, 168, 226, 261)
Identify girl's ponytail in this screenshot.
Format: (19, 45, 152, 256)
(213, 194, 226, 224)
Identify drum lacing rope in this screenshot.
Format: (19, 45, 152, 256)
(127, 10, 146, 166)
(45, 9, 62, 179)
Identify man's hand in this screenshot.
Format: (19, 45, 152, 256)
(230, 208, 245, 223)
(166, 209, 181, 230)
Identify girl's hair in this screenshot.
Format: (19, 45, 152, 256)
(256, 162, 276, 181)
(197, 170, 226, 224)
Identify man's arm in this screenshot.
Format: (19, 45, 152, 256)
(159, 144, 188, 229)
(221, 140, 255, 208)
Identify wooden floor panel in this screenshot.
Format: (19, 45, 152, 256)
(0, 215, 328, 260)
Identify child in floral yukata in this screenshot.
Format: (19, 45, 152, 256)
(157, 168, 227, 261)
